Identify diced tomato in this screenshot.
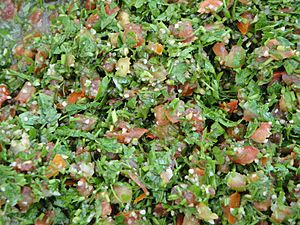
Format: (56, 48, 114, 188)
(237, 12, 253, 35)
(223, 192, 241, 225)
(105, 3, 120, 16)
(106, 127, 148, 144)
(85, 13, 99, 29)
(0, 84, 10, 108)
(213, 42, 228, 60)
(13, 158, 35, 172)
(179, 82, 197, 97)
(101, 200, 112, 217)
(85, 0, 96, 10)
(226, 124, 246, 141)
(269, 71, 286, 85)
(251, 122, 272, 143)
(146, 132, 158, 139)
(0, 105, 16, 121)
(29, 9, 43, 25)
(0, 0, 16, 20)
(227, 172, 247, 192)
(230, 146, 259, 165)
(253, 199, 271, 211)
(18, 186, 35, 212)
(34, 50, 48, 74)
(77, 178, 93, 197)
(35, 211, 55, 225)
(147, 42, 164, 55)
(124, 23, 144, 47)
(282, 73, 300, 85)
(183, 191, 197, 205)
(224, 45, 245, 68)
(15, 82, 36, 104)
(204, 23, 225, 31)
(198, 0, 223, 14)
(184, 107, 205, 133)
(46, 154, 67, 178)
(271, 205, 293, 223)
(176, 214, 184, 225)
(266, 39, 296, 60)
(67, 91, 84, 104)
(220, 100, 239, 113)
(154, 105, 170, 126)
(116, 211, 141, 225)
(14, 45, 36, 59)
(169, 21, 195, 43)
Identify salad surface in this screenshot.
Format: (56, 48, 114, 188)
(0, 0, 299, 224)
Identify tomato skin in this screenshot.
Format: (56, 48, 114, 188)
(179, 82, 197, 97)
(29, 9, 43, 25)
(85, 13, 99, 29)
(67, 91, 84, 104)
(148, 42, 164, 55)
(15, 82, 36, 104)
(85, 0, 96, 10)
(220, 100, 238, 113)
(230, 146, 259, 165)
(237, 12, 253, 35)
(14, 45, 36, 59)
(34, 50, 48, 74)
(213, 42, 228, 59)
(0, 84, 10, 108)
(17, 186, 35, 212)
(35, 211, 55, 225)
(0, 0, 16, 20)
(223, 192, 241, 225)
(104, 3, 120, 16)
(46, 154, 67, 178)
(106, 128, 148, 144)
(124, 23, 144, 47)
(251, 122, 272, 143)
(198, 0, 223, 14)
(169, 21, 195, 43)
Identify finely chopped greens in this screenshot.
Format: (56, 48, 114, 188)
(0, 0, 299, 224)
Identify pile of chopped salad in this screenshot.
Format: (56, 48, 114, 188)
(0, 0, 299, 224)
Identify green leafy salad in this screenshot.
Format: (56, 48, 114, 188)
(0, 0, 299, 224)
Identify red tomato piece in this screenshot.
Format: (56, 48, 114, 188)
(251, 122, 272, 143)
(213, 42, 228, 60)
(85, 13, 99, 29)
(0, 0, 16, 20)
(105, 3, 120, 16)
(17, 186, 35, 212)
(35, 211, 55, 225)
(34, 50, 48, 74)
(124, 23, 144, 47)
(29, 9, 43, 25)
(198, 0, 223, 14)
(0, 84, 10, 108)
(15, 82, 36, 104)
(67, 91, 84, 104)
(230, 146, 259, 165)
(223, 192, 241, 225)
(169, 21, 195, 43)
(237, 12, 253, 35)
(85, 0, 96, 10)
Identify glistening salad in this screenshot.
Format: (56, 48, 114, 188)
(0, 0, 299, 224)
